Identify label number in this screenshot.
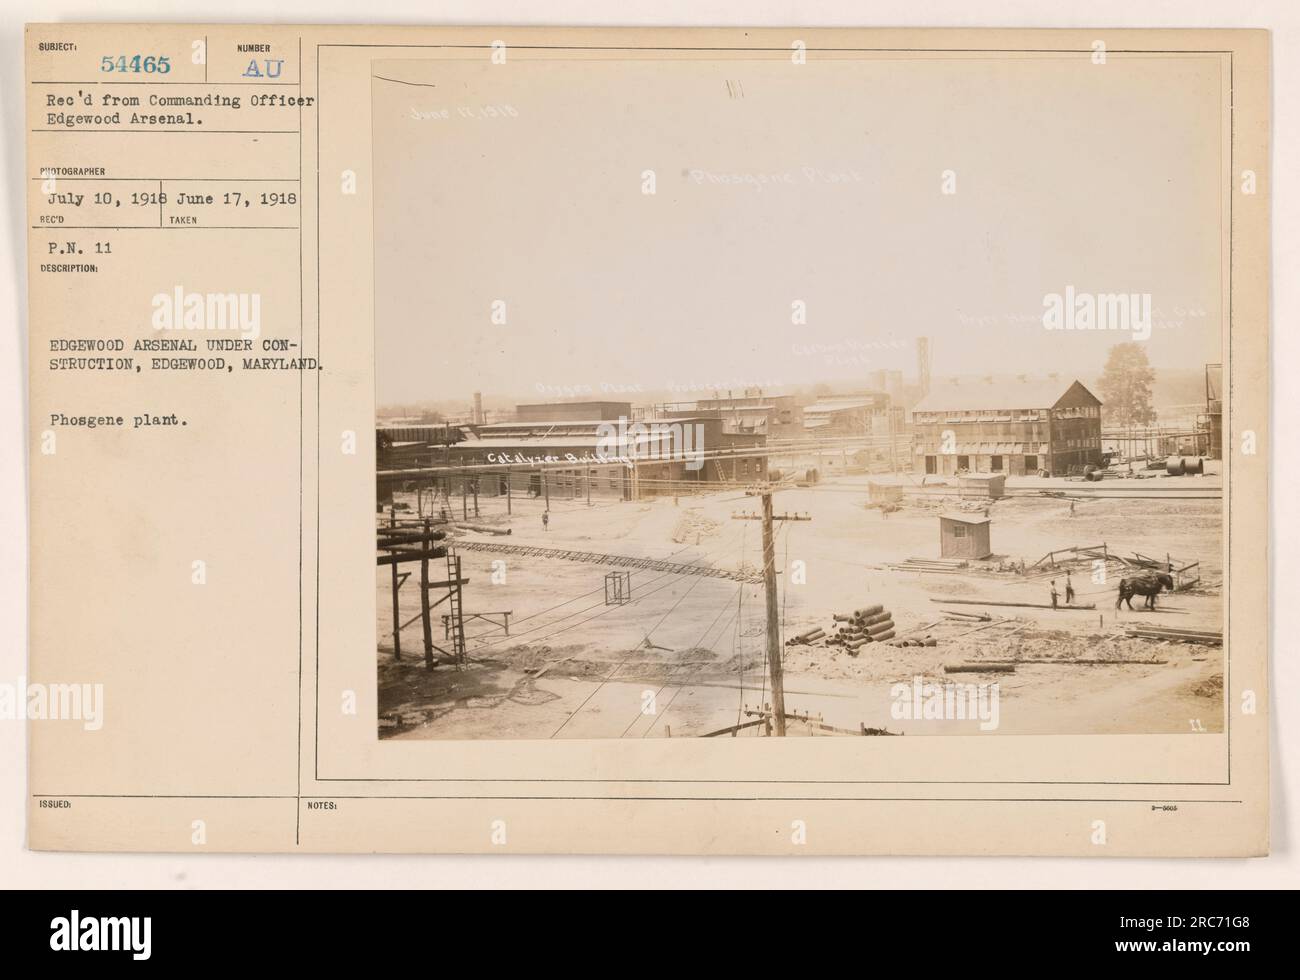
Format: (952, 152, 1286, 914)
(101, 55, 172, 74)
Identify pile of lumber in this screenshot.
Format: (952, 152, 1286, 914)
(825, 604, 896, 654)
(887, 557, 971, 574)
(1033, 544, 1198, 583)
(929, 597, 1096, 611)
(1124, 624, 1222, 645)
(894, 636, 938, 648)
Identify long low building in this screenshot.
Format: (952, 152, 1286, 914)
(910, 378, 1102, 477)
(378, 414, 766, 505)
(802, 391, 901, 438)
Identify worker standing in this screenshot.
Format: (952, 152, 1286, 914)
(542, 510, 550, 532)
(1049, 580, 1059, 610)
(1065, 571, 1075, 605)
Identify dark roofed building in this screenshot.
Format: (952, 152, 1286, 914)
(515, 401, 631, 423)
(911, 378, 1102, 477)
(658, 392, 804, 440)
(440, 416, 767, 501)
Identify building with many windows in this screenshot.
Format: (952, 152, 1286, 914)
(911, 378, 1102, 477)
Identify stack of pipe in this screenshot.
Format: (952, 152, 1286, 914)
(825, 604, 896, 653)
(786, 627, 827, 646)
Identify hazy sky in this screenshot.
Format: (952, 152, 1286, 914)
(373, 53, 1226, 406)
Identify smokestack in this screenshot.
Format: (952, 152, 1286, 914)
(917, 336, 931, 397)
(473, 392, 483, 425)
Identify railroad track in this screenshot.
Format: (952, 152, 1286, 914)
(452, 539, 762, 583)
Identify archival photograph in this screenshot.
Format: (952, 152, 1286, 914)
(372, 52, 1226, 741)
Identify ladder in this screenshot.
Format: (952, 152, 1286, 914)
(444, 552, 467, 664)
(417, 484, 454, 521)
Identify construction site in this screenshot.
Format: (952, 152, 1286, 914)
(375, 359, 1225, 740)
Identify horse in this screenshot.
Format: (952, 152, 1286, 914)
(1116, 572, 1175, 610)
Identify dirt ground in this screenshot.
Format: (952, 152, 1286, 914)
(377, 468, 1224, 739)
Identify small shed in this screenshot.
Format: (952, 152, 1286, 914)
(868, 481, 905, 505)
(939, 513, 992, 559)
(959, 472, 1006, 499)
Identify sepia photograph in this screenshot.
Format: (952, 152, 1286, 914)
(372, 52, 1227, 740)
(10, 5, 1284, 883)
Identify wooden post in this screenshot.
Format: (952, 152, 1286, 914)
(420, 519, 434, 667)
(730, 495, 810, 736)
(761, 492, 787, 736)
(887, 410, 896, 473)
(390, 506, 401, 661)
(586, 467, 591, 506)
(506, 467, 512, 515)
(462, 474, 468, 520)
(472, 478, 479, 517)
(544, 471, 550, 509)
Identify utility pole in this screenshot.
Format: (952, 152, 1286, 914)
(888, 407, 898, 473)
(420, 518, 435, 667)
(389, 505, 401, 661)
(732, 490, 812, 736)
(760, 493, 785, 734)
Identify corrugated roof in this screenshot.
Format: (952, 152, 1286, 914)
(804, 397, 883, 414)
(939, 513, 991, 525)
(913, 378, 1092, 413)
(478, 420, 611, 430)
(458, 436, 606, 448)
(677, 403, 778, 412)
(455, 432, 696, 451)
